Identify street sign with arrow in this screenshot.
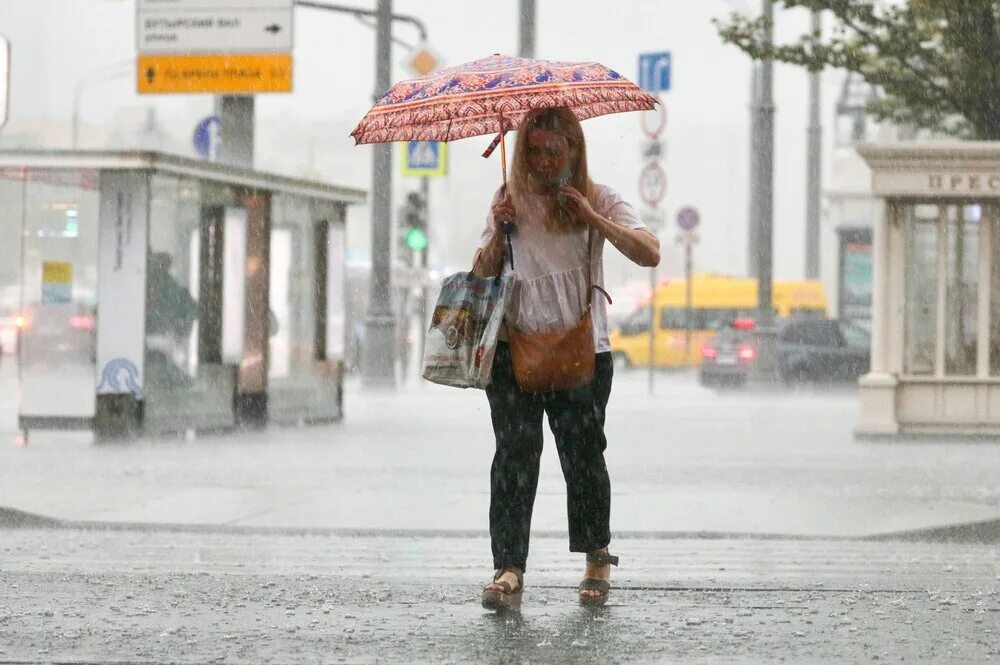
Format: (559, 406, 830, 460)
(136, 0, 294, 94)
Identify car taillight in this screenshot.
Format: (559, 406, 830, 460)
(701, 344, 718, 359)
(738, 345, 756, 361)
(69, 315, 95, 331)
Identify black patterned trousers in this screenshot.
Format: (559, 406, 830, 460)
(485, 342, 614, 572)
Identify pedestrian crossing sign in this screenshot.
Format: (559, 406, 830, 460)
(401, 141, 448, 177)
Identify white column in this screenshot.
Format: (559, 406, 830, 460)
(857, 198, 900, 437)
(977, 208, 991, 378)
(934, 206, 948, 377)
(887, 203, 906, 375)
(868, 200, 889, 373)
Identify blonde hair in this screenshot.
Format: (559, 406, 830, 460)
(509, 108, 596, 233)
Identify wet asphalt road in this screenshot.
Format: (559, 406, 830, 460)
(2, 527, 1000, 664)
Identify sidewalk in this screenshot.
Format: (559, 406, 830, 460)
(2, 526, 999, 663)
(2, 372, 1000, 540)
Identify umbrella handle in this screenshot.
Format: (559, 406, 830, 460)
(498, 111, 508, 189)
(497, 110, 514, 271)
(497, 111, 514, 270)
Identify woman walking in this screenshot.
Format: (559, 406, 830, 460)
(473, 107, 660, 610)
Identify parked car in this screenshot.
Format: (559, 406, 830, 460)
(778, 318, 870, 384)
(699, 318, 870, 388)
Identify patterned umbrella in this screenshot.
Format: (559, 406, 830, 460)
(350, 53, 658, 157)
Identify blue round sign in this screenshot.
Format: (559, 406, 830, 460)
(676, 206, 700, 231)
(193, 115, 221, 160)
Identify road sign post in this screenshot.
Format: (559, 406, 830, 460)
(637, 64, 668, 393)
(400, 128, 446, 384)
(675, 206, 700, 359)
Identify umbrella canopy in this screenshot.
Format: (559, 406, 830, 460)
(350, 54, 657, 145)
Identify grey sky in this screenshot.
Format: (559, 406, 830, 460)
(0, 0, 847, 311)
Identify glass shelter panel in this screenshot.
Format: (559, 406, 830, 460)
(904, 205, 939, 376)
(269, 194, 316, 382)
(13, 170, 100, 418)
(144, 174, 239, 433)
(990, 205, 1000, 376)
(146, 175, 200, 395)
(944, 205, 979, 376)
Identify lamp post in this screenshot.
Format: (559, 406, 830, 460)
(294, 0, 430, 388)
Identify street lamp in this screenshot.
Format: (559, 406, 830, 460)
(72, 59, 133, 149)
(294, 0, 431, 388)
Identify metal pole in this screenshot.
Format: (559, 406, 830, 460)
(747, 63, 760, 277)
(746, 0, 779, 386)
(362, 0, 396, 387)
(648, 263, 656, 394)
(685, 238, 693, 359)
(756, 0, 775, 327)
(518, 0, 537, 58)
(295, 1, 426, 41)
(805, 10, 822, 280)
(214, 95, 254, 167)
(416, 176, 429, 379)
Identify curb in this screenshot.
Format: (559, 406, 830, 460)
(3, 505, 999, 543)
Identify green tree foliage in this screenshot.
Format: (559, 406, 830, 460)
(716, 1, 1000, 139)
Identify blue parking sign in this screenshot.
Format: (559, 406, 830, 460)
(638, 51, 671, 93)
(402, 141, 447, 176)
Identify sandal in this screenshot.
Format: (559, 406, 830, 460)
(481, 566, 524, 613)
(579, 551, 619, 607)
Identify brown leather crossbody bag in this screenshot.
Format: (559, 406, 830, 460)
(508, 228, 611, 393)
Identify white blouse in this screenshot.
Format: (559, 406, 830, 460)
(479, 183, 647, 353)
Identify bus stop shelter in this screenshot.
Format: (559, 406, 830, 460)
(857, 143, 1000, 438)
(0, 150, 365, 441)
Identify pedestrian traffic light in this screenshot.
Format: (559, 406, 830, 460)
(399, 191, 428, 258)
(405, 227, 428, 250)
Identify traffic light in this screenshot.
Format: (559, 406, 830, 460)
(399, 191, 428, 257)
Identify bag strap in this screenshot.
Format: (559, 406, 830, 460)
(586, 226, 612, 307)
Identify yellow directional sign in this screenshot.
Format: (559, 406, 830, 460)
(137, 53, 292, 94)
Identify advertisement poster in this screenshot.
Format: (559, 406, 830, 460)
(841, 241, 873, 321)
(96, 173, 148, 397)
(41, 261, 72, 304)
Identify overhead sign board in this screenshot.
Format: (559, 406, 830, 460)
(137, 10, 293, 54)
(139, 0, 292, 9)
(137, 53, 292, 94)
(401, 141, 448, 177)
(137, 0, 294, 94)
(638, 51, 671, 93)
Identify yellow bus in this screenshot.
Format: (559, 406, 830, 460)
(609, 274, 828, 369)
